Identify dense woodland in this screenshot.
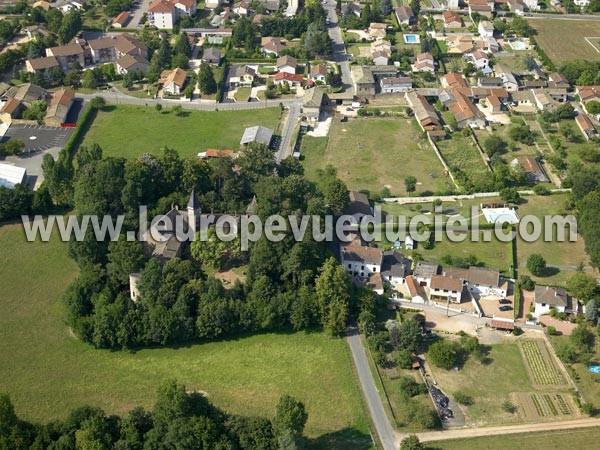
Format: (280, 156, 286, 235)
(0, 380, 309, 450)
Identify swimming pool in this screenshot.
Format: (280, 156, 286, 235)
(511, 40, 527, 50)
(590, 365, 600, 374)
(403, 34, 421, 44)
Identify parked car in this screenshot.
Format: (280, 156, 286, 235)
(499, 305, 513, 312)
(499, 299, 512, 304)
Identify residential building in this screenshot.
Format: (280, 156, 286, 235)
(442, 11, 462, 28)
(273, 72, 303, 87)
(448, 89, 486, 128)
(469, 0, 494, 16)
(240, 126, 274, 146)
(341, 2, 362, 17)
(89, 34, 148, 65)
(0, 163, 27, 189)
(301, 86, 326, 122)
(232, 1, 250, 15)
(0, 99, 24, 124)
(228, 64, 256, 87)
(533, 286, 570, 316)
(205, 0, 226, 8)
(575, 113, 597, 141)
(44, 88, 75, 127)
(405, 275, 426, 303)
(482, 94, 503, 114)
(116, 54, 150, 75)
(202, 47, 222, 65)
(198, 149, 235, 159)
(511, 155, 548, 183)
(469, 50, 489, 69)
(394, 6, 415, 25)
(576, 85, 600, 103)
(381, 251, 412, 285)
(345, 190, 373, 220)
(441, 72, 468, 89)
(494, 65, 519, 92)
(45, 42, 85, 72)
(430, 275, 463, 303)
(574, 0, 590, 6)
(160, 67, 187, 95)
(25, 25, 50, 39)
(444, 0, 460, 9)
(276, 55, 298, 74)
(112, 11, 131, 28)
(148, 0, 197, 29)
(261, 37, 287, 57)
(548, 72, 570, 89)
(405, 91, 442, 132)
(412, 52, 435, 73)
(368, 23, 387, 40)
(524, 0, 539, 9)
(341, 245, 384, 278)
(372, 51, 389, 66)
(25, 56, 60, 75)
(413, 261, 440, 287)
(380, 77, 412, 93)
(478, 20, 494, 38)
(5, 83, 47, 107)
(309, 64, 328, 83)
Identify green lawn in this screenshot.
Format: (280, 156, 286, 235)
(515, 194, 595, 286)
(81, 104, 281, 159)
(0, 223, 370, 447)
(429, 427, 600, 450)
(301, 118, 452, 196)
(529, 18, 600, 63)
(427, 343, 532, 426)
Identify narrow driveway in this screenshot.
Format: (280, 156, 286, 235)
(346, 328, 400, 450)
(277, 101, 300, 161)
(323, 0, 353, 90)
(129, 0, 152, 28)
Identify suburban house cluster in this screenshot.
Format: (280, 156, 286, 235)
(0, 83, 76, 126)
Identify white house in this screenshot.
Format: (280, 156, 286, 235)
(160, 67, 187, 95)
(524, 0, 539, 9)
(310, 64, 328, 83)
(232, 1, 250, 15)
(372, 51, 389, 66)
(533, 286, 570, 317)
(430, 275, 463, 303)
(380, 77, 412, 93)
(341, 245, 384, 278)
(276, 55, 297, 75)
(478, 20, 494, 39)
(148, 0, 197, 29)
(381, 251, 411, 285)
(574, 0, 590, 6)
(412, 52, 435, 73)
(469, 50, 489, 69)
(404, 236, 414, 250)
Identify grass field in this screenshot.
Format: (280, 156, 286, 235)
(515, 194, 596, 286)
(435, 133, 489, 187)
(0, 223, 370, 447)
(81, 105, 281, 159)
(427, 343, 532, 426)
(301, 117, 452, 196)
(529, 19, 600, 63)
(428, 427, 600, 450)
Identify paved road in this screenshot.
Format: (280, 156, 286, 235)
(75, 89, 302, 111)
(418, 417, 600, 443)
(277, 101, 301, 161)
(346, 328, 401, 450)
(323, 0, 353, 91)
(130, 0, 152, 28)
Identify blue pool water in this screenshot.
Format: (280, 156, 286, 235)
(512, 41, 527, 50)
(404, 34, 420, 44)
(590, 365, 600, 374)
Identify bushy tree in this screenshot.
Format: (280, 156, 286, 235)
(526, 253, 547, 276)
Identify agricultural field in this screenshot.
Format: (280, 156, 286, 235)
(301, 117, 452, 196)
(515, 392, 576, 420)
(519, 340, 566, 386)
(80, 105, 281, 159)
(431, 427, 600, 450)
(0, 223, 371, 448)
(529, 19, 600, 63)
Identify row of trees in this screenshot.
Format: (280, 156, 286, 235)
(0, 380, 309, 449)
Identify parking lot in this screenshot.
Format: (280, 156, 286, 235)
(2, 124, 73, 154)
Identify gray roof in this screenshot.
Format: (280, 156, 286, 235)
(381, 251, 410, 278)
(302, 86, 325, 108)
(414, 261, 440, 279)
(534, 286, 568, 307)
(203, 47, 221, 61)
(240, 125, 274, 146)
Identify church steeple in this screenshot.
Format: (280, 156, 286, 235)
(187, 190, 201, 232)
